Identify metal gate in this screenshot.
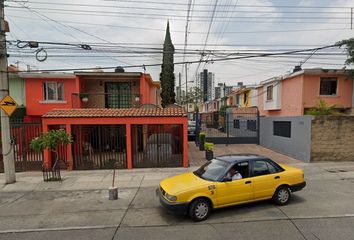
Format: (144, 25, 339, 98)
(132, 124, 183, 168)
(198, 107, 259, 144)
(0, 123, 43, 172)
(72, 125, 127, 170)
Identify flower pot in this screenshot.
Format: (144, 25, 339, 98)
(205, 150, 213, 161)
(199, 144, 205, 151)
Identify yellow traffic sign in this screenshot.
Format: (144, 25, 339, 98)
(0, 95, 18, 116)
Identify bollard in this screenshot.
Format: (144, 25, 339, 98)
(109, 187, 118, 200)
(109, 169, 118, 200)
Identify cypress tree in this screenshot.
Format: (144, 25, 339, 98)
(160, 21, 176, 107)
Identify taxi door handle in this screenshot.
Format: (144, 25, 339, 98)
(274, 176, 280, 179)
(245, 181, 252, 184)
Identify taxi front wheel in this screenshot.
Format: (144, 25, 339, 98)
(188, 198, 211, 221)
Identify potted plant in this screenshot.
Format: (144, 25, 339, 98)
(204, 142, 214, 161)
(79, 93, 89, 103)
(199, 132, 206, 151)
(30, 129, 72, 181)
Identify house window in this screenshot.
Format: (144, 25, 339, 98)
(243, 92, 248, 105)
(320, 77, 337, 95)
(267, 85, 273, 100)
(273, 121, 291, 138)
(43, 82, 64, 101)
(236, 95, 240, 106)
(234, 119, 240, 129)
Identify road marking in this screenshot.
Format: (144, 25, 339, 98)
(2, 215, 354, 234)
(0, 225, 117, 234)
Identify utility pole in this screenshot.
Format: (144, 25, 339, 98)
(351, 8, 353, 30)
(185, 64, 188, 105)
(0, 0, 16, 184)
(178, 72, 181, 104)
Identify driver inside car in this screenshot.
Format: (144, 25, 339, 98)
(226, 167, 243, 180)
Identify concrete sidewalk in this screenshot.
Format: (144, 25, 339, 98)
(0, 167, 191, 192)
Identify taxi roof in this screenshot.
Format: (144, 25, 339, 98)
(215, 154, 270, 163)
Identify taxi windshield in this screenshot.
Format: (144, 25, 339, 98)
(194, 159, 230, 182)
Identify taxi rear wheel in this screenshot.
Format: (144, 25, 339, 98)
(273, 186, 291, 205)
(188, 198, 211, 222)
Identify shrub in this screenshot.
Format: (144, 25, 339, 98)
(199, 132, 206, 143)
(204, 142, 214, 151)
(31, 129, 72, 170)
(305, 99, 338, 116)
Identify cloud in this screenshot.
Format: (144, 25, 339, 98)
(5, 0, 353, 88)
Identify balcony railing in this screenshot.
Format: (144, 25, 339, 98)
(72, 93, 141, 109)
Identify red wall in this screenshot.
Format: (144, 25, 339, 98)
(140, 74, 159, 105)
(25, 77, 78, 117)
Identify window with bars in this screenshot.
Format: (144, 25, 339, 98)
(43, 82, 64, 101)
(320, 77, 337, 95)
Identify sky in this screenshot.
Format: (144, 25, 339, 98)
(4, 0, 354, 91)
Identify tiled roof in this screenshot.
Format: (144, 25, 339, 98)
(43, 108, 187, 118)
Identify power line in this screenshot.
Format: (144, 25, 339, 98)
(5, 1, 353, 14)
(5, 43, 344, 72)
(7, 14, 351, 34)
(6, 5, 352, 20)
(6, 8, 350, 24)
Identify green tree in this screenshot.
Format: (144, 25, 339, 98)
(184, 87, 202, 104)
(306, 99, 337, 116)
(30, 129, 72, 170)
(337, 38, 354, 77)
(160, 21, 176, 107)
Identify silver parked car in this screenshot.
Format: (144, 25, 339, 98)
(188, 121, 196, 141)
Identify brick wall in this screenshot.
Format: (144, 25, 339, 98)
(311, 116, 354, 162)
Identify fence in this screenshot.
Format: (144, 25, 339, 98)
(71, 93, 141, 109)
(198, 107, 259, 144)
(72, 125, 127, 170)
(132, 124, 183, 168)
(0, 123, 43, 172)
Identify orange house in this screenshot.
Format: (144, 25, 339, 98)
(20, 71, 161, 121)
(19, 71, 188, 170)
(257, 69, 353, 116)
(42, 108, 188, 170)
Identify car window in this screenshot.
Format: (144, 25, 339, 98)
(234, 161, 249, 178)
(252, 160, 270, 176)
(188, 121, 196, 126)
(194, 159, 230, 182)
(266, 161, 278, 174)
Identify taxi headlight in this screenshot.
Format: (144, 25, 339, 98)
(165, 193, 177, 202)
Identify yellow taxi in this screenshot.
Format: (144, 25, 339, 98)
(157, 154, 306, 221)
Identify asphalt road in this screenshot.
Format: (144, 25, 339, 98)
(1, 162, 354, 240)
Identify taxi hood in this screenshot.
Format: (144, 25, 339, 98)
(159, 172, 210, 195)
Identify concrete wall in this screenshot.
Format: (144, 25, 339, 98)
(260, 116, 313, 162)
(311, 116, 354, 162)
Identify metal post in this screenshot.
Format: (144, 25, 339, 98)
(0, 0, 16, 184)
(226, 112, 229, 146)
(256, 108, 260, 145)
(351, 8, 353, 30)
(185, 64, 188, 105)
(178, 72, 181, 104)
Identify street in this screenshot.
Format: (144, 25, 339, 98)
(1, 162, 354, 240)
